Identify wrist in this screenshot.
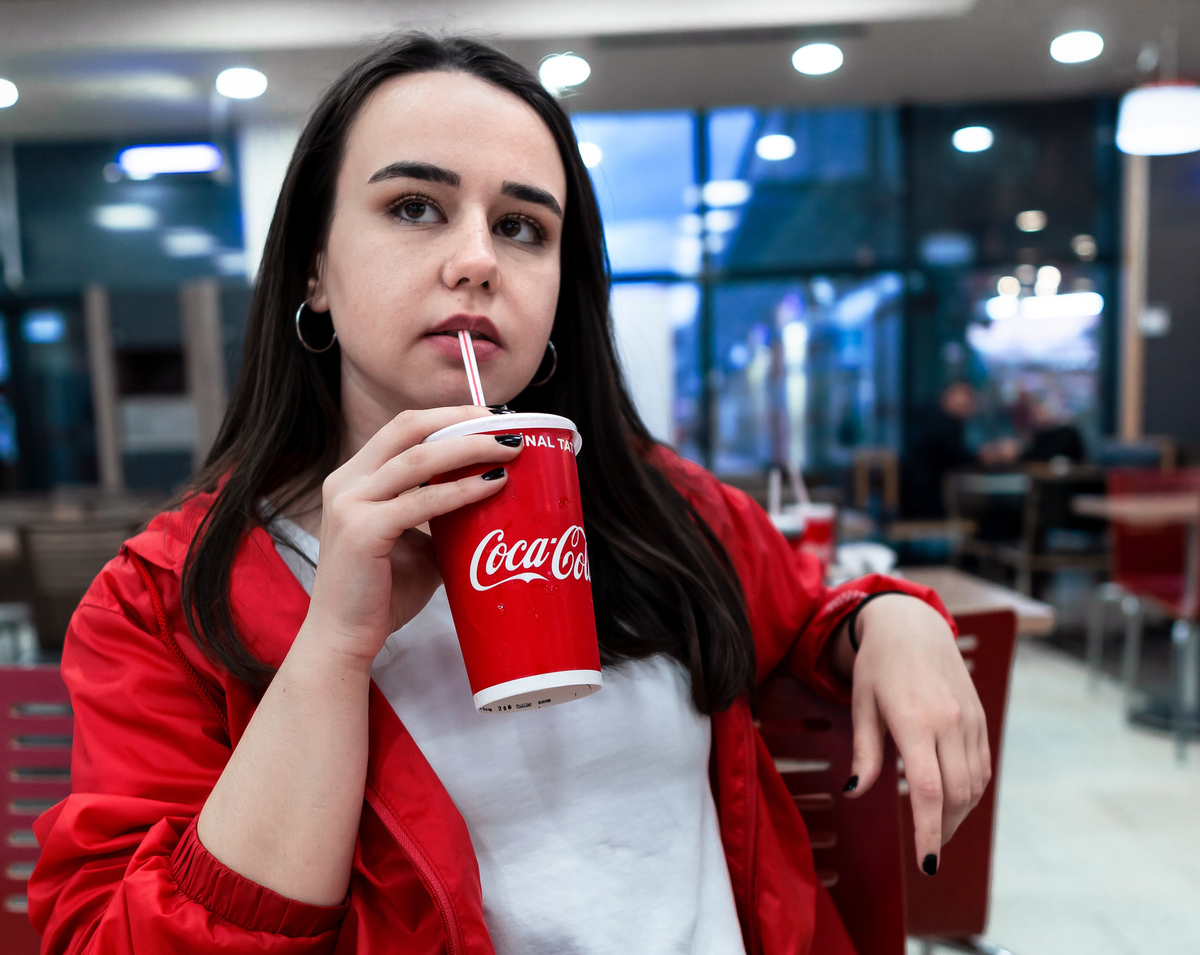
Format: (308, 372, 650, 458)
(288, 617, 379, 681)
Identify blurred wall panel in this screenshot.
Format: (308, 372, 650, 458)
(180, 278, 226, 467)
(237, 123, 301, 283)
(83, 285, 122, 491)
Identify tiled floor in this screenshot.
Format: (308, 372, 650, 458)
(952, 640, 1200, 955)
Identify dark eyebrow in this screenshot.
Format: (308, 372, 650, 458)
(501, 181, 563, 218)
(368, 161, 460, 186)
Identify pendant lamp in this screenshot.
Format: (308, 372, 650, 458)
(1116, 81, 1200, 156)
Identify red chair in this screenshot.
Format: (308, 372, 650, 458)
(1100, 468, 1200, 756)
(901, 609, 1018, 954)
(1, 664, 73, 954)
(756, 674, 905, 955)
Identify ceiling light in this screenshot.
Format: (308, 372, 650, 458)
(1035, 265, 1062, 295)
(985, 291, 1103, 321)
(216, 67, 267, 99)
(952, 126, 994, 153)
(1117, 82, 1200, 156)
(755, 134, 796, 161)
(577, 141, 602, 168)
(161, 228, 217, 258)
(792, 43, 844, 76)
(702, 180, 752, 207)
(1050, 30, 1104, 64)
(117, 143, 222, 179)
(539, 54, 591, 95)
(997, 275, 1021, 297)
(93, 204, 158, 231)
(1015, 209, 1047, 232)
(1071, 234, 1098, 260)
(0, 79, 17, 109)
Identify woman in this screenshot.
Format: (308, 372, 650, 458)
(29, 35, 989, 954)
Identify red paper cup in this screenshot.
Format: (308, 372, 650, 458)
(425, 413, 601, 713)
(796, 502, 837, 572)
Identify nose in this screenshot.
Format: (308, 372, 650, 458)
(441, 210, 499, 292)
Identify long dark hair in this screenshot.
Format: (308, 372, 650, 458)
(182, 34, 754, 714)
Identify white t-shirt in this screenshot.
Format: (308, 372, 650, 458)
(269, 514, 746, 955)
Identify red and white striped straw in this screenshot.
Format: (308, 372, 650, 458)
(458, 330, 487, 406)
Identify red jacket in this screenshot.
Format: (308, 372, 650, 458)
(29, 452, 950, 954)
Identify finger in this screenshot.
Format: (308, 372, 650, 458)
(963, 710, 987, 811)
(936, 731, 973, 844)
(354, 406, 494, 475)
(844, 686, 885, 798)
(897, 738, 943, 875)
(378, 466, 510, 531)
(977, 714, 993, 792)
(362, 433, 522, 501)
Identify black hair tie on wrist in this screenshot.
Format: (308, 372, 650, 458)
(843, 590, 909, 652)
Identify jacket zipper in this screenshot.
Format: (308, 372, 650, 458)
(364, 780, 465, 955)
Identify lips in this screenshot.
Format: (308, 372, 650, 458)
(426, 314, 502, 347)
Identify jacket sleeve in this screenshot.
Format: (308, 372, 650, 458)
(28, 562, 347, 954)
(656, 452, 956, 705)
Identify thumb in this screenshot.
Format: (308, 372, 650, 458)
(844, 685, 885, 798)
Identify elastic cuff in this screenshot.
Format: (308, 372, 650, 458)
(170, 817, 348, 938)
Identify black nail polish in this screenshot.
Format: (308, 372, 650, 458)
(487, 404, 514, 414)
(494, 434, 522, 447)
(922, 854, 938, 876)
(842, 775, 858, 793)
(481, 467, 506, 481)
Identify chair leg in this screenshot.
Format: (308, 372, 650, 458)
(917, 937, 1016, 955)
(1173, 620, 1199, 762)
(1120, 595, 1143, 705)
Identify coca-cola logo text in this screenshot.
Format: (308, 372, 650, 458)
(468, 525, 591, 591)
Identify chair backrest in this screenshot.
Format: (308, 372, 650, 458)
(19, 521, 133, 651)
(0, 664, 72, 954)
(1093, 435, 1177, 471)
(756, 673, 905, 955)
(901, 609, 1018, 939)
(1106, 469, 1200, 596)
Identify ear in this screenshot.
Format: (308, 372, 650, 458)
(308, 250, 330, 312)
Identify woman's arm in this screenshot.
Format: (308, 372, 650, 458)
(196, 406, 521, 905)
(829, 594, 990, 877)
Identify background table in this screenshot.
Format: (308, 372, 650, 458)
(899, 565, 1056, 637)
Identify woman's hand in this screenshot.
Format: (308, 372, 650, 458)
(837, 594, 990, 875)
(304, 405, 522, 670)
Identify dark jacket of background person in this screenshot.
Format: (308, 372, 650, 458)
(1020, 424, 1086, 464)
(28, 449, 956, 955)
(903, 404, 979, 517)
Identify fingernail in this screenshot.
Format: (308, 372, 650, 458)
(842, 775, 858, 793)
(487, 404, 514, 414)
(481, 467, 506, 481)
(922, 854, 938, 876)
(494, 434, 522, 447)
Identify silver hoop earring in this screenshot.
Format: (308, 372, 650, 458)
(295, 302, 338, 354)
(530, 340, 557, 386)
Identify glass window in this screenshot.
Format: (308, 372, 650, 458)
(609, 282, 702, 460)
(704, 106, 904, 272)
(571, 111, 697, 276)
(711, 274, 903, 476)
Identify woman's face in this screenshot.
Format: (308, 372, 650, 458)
(310, 70, 566, 418)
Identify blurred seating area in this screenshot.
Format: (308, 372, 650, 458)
(1, 1, 1200, 953)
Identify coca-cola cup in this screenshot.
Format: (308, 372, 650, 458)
(770, 502, 837, 576)
(425, 413, 602, 713)
(795, 502, 837, 573)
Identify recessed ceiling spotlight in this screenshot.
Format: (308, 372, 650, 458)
(216, 67, 268, 99)
(792, 43, 843, 76)
(577, 141, 602, 168)
(539, 54, 591, 95)
(1050, 30, 1104, 64)
(0, 78, 17, 109)
(997, 275, 1021, 297)
(1015, 210, 1048, 232)
(952, 126, 994, 153)
(755, 134, 796, 161)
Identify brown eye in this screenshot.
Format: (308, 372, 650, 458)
(393, 197, 442, 224)
(495, 216, 544, 245)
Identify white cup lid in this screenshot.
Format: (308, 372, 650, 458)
(423, 412, 582, 454)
